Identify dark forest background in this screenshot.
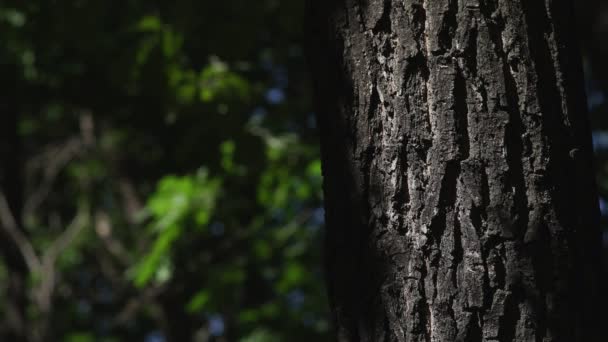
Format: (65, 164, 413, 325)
(0, 1, 605, 341)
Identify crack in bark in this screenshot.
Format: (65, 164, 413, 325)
(372, 0, 392, 34)
(454, 65, 471, 160)
(502, 78, 528, 239)
(437, 0, 459, 54)
(496, 288, 520, 342)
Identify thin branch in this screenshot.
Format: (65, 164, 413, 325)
(43, 204, 89, 267)
(95, 210, 130, 265)
(0, 191, 40, 272)
(24, 112, 95, 221)
(115, 284, 167, 325)
(35, 204, 89, 314)
(118, 178, 143, 225)
(23, 137, 84, 220)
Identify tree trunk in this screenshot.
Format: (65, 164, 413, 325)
(307, 0, 605, 341)
(0, 64, 28, 342)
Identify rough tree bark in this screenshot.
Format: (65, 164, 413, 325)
(307, 0, 605, 341)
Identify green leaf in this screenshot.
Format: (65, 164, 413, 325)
(240, 328, 280, 342)
(0, 9, 26, 27)
(64, 332, 95, 342)
(187, 290, 210, 313)
(277, 262, 305, 293)
(137, 15, 162, 32)
(132, 169, 221, 287)
(306, 159, 322, 178)
(199, 58, 251, 103)
(253, 240, 272, 260)
(220, 140, 236, 172)
(133, 225, 180, 287)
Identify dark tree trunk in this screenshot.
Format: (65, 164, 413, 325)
(0, 65, 28, 341)
(307, 0, 605, 341)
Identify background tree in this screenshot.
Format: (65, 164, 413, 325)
(308, 0, 605, 341)
(0, 62, 27, 341)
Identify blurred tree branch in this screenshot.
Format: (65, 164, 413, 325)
(0, 191, 40, 273)
(23, 114, 93, 222)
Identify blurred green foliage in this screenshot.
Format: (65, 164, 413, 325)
(0, 0, 328, 341)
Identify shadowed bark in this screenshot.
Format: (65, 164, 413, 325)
(307, 0, 605, 341)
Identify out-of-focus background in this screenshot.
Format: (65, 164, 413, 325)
(0, 1, 605, 341)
